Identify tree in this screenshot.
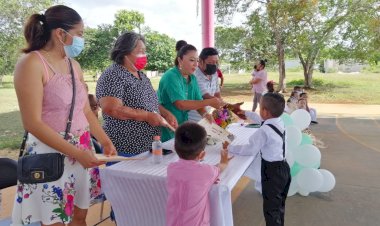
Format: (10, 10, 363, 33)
(0, 0, 56, 84)
(77, 10, 177, 74)
(114, 10, 145, 34)
(144, 30, 176, 72)
(216, 0, 289, 91)
(244, 11, 277, 65)
(266, 0, 292, 92)
(78, 10, 145, 73)
(320, 2, 380, 65)
(77, 25, 118, 73)
(216, 0, 379, 88)
(287, 0, 377, 87)
(215, 26, 248, 70)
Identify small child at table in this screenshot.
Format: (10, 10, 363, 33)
(299, 92, 318, 124)
(166, 122, 231, 226)
(229, 93, 291, 226)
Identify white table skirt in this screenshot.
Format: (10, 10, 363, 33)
(100, 124, 259, 226)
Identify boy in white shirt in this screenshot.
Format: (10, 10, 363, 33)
(229, 93, 291, 226)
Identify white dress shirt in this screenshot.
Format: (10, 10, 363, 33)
(229, 112, 286, 162)
(188, 67, 220, 122)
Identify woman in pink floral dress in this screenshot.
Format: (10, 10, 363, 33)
(11, 5, 116, 226)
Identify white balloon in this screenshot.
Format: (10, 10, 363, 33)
(290, 109, 311, 131)
(287, 178, 298, 197)
(297, 168, 323, 192)
(298, 189, 310, 196)
(318, 169, 336, 192)
(285, 125, 302, 147)
(294, 144, 321, 168)
(286, 149, 295, 167)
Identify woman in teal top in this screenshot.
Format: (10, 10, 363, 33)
(158, 44, 223, 141)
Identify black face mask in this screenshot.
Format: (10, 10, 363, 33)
(204, 64, 217, 75)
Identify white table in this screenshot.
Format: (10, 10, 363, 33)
(100, 124, 259, 226)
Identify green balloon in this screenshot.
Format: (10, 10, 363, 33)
(300, 133, 313, 145)
(290, 162, 304, 177)
(281, 113, 293, 127)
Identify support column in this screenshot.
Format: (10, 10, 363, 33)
(202, 0, 214, 48)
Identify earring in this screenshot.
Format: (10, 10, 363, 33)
(179, 65, 182, 70)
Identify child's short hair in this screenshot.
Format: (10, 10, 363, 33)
(175, 122, 207, 160)
(266, 80, 274, 93)
(293, 86, 302, 91)
(299, 92, 307, 98)
(261, 93, 285, 117)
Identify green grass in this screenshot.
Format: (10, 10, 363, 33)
(1, 70, 379, 150)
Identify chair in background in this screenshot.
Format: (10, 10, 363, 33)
(0, 158, 40, 226)
(90, 193, 110, 225)
(0, 158, 17, 190)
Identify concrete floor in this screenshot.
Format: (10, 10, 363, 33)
(1, 106, 380, 226)
(233, 115, 380, 226)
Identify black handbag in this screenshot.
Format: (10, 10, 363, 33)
(17, 59, 76, 184)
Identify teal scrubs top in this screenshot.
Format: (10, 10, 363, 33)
(157, 67, 203, 141)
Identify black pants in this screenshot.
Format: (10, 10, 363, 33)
(261, 159, 291, 226)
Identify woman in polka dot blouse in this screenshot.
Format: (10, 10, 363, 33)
(96, 31, 178, 157)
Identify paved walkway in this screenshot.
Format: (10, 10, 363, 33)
(1, 104, 380, 225)
(233, 115, 380, 226)
(240, 102, 380, 117)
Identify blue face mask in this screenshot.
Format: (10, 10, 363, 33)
(62, 30, 85, 58)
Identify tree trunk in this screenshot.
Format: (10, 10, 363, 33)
(302, 61, 314, 88)
(275, 30, 286, 92)
(298, 52, 315, 88)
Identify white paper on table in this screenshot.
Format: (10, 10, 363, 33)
(95, 154, 146, 162)
(161, 139, 175, 151)
(198, 118, 235, 143)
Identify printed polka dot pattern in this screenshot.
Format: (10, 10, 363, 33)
(96, 64, 160, 155)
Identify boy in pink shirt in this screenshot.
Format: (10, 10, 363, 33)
(166, 122, 231, 226)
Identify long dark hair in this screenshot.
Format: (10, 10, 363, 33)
(23, 5, 82, 53)
(259, 59, 268, 68)
(174, 44, 197, 66)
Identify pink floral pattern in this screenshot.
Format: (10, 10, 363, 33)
(89, 168, 102, 199)
(79, 131, 91, 150)
(13, 130, 103, 225)
(16, 184, 37, 204)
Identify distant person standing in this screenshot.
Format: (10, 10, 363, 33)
(250, 59, 268, 112)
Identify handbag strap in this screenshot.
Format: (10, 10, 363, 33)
(19, 58, 76, 157)
(65, 59, 76, 140)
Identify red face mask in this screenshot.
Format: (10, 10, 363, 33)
(134, 55, 147, 70)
